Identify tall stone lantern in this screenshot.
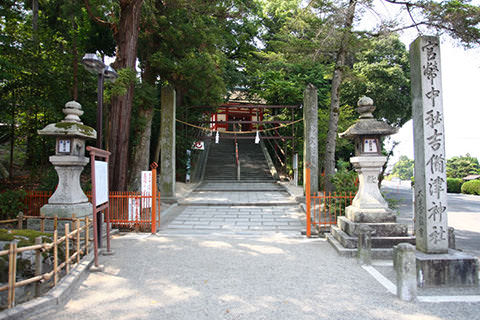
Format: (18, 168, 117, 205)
(328, 97, 415, 257)
(38, 101, 96, 220)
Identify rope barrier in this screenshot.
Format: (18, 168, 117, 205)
(175, 118, 303, 134)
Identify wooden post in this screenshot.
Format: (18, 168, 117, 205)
(85, 217, 89, 255)
(53, 230, 58, 286)
(8, 242, 17, 308)
(40, 214, 45, 233)
(76, 219, 80, 263)
(65, 223, 70, 274)
(54, 215, 58, 232)
(17, 212, 23, 229)
(34, 236, 42, 297)
(306, 167, 311, 237)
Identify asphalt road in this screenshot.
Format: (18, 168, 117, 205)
(382, 181, 480, 258)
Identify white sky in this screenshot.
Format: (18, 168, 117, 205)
(358, 0, 480, 167)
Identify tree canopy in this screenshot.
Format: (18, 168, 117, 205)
(1, 0, 479, 191)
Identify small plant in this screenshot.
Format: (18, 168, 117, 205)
(447, 178, 463, 193)
(0, 190, 26, 220)
(461, 180, 480, 195)
(331, 160, 358, 194)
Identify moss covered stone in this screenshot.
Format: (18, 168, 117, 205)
(0, 229, 52, 249)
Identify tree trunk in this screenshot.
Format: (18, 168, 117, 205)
(323, 0, 357, 192)
(108, 0, 144, 191)
(127, 63, 155, 191)
(72, 19, 78, 101)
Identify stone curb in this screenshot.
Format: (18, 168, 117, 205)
(0, 251, 94, 320)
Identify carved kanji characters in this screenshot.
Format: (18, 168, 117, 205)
(421, 40, 438, 61)
(425, 87, 440, 107)
(428, 201, 446, 222)
(425, 110, 442, 129)
(429, 226, 446, 244)
(423, 61, 439, 84)
(429, 176, 445, 199)
(426, 154, 445, 174)
(427, 129, 443, 151)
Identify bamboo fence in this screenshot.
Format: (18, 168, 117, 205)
(0, 215, 91, 309)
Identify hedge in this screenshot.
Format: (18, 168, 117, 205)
(447, 178, 463, 193)
(461, 180, 480, 195)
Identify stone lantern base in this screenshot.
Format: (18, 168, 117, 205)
(327, 156, 415, 259)
(40, 202, 92, 218)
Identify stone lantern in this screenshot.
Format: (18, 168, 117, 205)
(328, 97, 415, 257)
(38, 101, 96, 219)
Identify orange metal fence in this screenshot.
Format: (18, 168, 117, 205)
(24, 191, 160, 231)
(305, 167, 355, 237)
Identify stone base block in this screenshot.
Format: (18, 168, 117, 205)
(345, 205, 396, 223)
(338, 216, 409, 237)
(326, 233, 394, 259)
(416, 250, 479, 287)
(40, 202, 92, 218)
(331, 225, 416, 249)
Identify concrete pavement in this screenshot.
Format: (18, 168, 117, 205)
(30, 180, 480, 319)
(382, 180, 480, 258)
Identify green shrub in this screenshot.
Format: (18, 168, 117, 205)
(447, 178, 463, 193)
(331, 160, 358, 194)
(0, 190, 26, 220)
(461, 180, 480, 195)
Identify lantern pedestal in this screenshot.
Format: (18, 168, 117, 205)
(40, 155, 91, 217)
(329, 156, 416, 258)
(36, 101, 96, 232)
(327, 97, 415, 258)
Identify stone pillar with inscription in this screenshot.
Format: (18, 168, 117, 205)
(410, 35, 478, 287)
(303, 84, 319, 194)
(327, 97, 415, 258)
(160, 86, 177, 202)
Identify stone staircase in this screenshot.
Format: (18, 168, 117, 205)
(203, 138, 275, 182)
(203, 139, 236, 180)
(237, 139, 273, 181)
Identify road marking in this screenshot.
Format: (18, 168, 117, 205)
(363, 265, 480, 303)
(362, 265, 396, 295)
(418, 296, 480, 303)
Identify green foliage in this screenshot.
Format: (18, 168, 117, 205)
(330, 160, 358, 194)
(461, 180, 480, 195)
(341, 35, 411, 127)
(446, 154, 480, 179)
(390, 155, 414, 180)
(37, 167, 58, 191)
(107, 68, 138, 99)
(0, 190, 26, 220)
(0, 229, 52, 248)
(447, 178, 464, 193)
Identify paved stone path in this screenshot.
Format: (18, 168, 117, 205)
(35, 235, 478, 320)
(165, 181, 304, 235)
(30, 181, 480, 320)
(163, 205, 304, 234)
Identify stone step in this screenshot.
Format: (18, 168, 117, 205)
(331, 225, 416, 249)
(337, 216, 410, 237)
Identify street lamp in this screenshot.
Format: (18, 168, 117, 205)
(82, 53, 118, 249)
(81, 53, 118, 149)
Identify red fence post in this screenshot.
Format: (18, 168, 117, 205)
(150, 162, 158, 234)
(306, 167, 311, 237)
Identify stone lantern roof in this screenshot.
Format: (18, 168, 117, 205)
(339, 96, 398, 140)
(38, 101, 96, 139)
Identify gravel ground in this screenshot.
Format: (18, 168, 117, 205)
(32, 233, 479, 320)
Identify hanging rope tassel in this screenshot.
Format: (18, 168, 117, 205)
(255, 131, 260, 144)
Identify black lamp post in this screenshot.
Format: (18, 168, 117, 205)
(82, 53, 118, 248)
(81, 53, 118, 149)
